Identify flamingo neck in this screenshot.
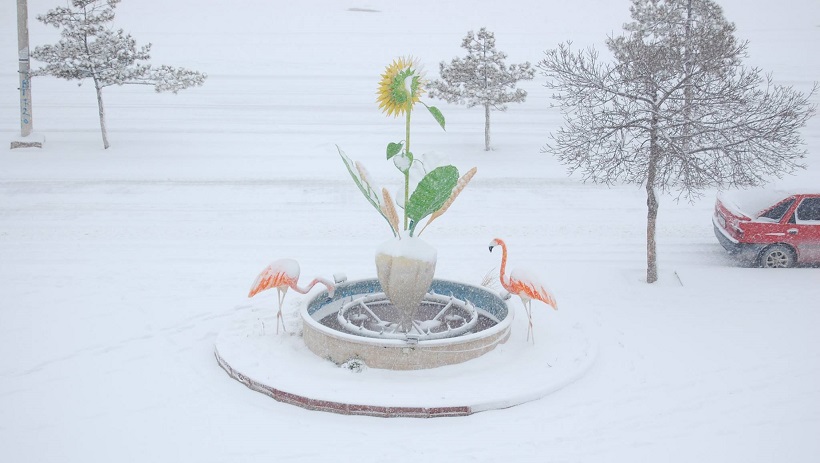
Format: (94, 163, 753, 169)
(292, 277, 334, 296)
(497, 240, 510, 288)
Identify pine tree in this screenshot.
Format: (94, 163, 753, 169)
(31, 0, 207, 149)
(538, 0, 816, 283)
(428, 28, 534, 151)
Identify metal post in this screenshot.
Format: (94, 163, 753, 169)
(11, 0, 43, 149)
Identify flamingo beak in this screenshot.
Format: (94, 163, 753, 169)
(488, 245, 495, 253)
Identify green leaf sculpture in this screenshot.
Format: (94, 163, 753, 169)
(338, 145, 396, 236)
(425, 104, 446, 131)
(406, 165, 459, 233)
(386, 142, 403, 159)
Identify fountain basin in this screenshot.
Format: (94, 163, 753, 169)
(302, 278, 512, 370)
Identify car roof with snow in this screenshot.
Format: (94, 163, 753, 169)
(718, 188, 816, 219)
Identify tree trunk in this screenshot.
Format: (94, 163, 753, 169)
(16, 0, 34, 138)
(484, 104, 491, 151)
(646, 102, 660, 284)
(646, 184, 659, 284)
(94, 80, 109, 149)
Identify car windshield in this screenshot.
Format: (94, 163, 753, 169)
(758, 197, 795, 221)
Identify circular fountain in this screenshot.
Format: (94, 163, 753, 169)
(302, 278, 512, 370)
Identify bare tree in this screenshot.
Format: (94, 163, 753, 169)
(538, 0, 816, 283)
(428, 28, 534, 151)
(31, 0, 206, 149)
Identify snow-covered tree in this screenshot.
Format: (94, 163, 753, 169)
(31, 0, 207, 149)
(538, 0, 816, 283)
(428, 28, 534, 151)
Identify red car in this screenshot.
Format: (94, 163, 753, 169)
(713, 190, 820, 267)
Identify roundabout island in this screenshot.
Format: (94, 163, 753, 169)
(215, 278, 596, 417)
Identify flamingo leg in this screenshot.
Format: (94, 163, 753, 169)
(276, 288, 288, 334)
(525, 300, 534, 344)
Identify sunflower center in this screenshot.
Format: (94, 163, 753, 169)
(389, 69, 417, 107)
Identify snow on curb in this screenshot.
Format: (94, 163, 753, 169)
(215, 302, 597, 417)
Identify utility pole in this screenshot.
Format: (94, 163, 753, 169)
(11, 0, 44, 149)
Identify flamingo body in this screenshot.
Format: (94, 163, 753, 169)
(489, 238, 557, 343)
(248, 258, 301, 298)
(508, 268, 558, 310)
(248, 258, 335, 334)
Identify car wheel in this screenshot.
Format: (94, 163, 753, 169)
(760, 245, 796, 268)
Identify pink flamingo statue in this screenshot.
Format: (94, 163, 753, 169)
(488, 238, 557, 343)
(248, 258, 335, 334)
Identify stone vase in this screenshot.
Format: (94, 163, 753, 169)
(375, 237, 437, 333)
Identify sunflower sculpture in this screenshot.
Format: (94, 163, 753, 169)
(338, 57, 475, 238)
(377, 56, 424, 118)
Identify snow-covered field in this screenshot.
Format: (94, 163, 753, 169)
(1, 0, 818, 461)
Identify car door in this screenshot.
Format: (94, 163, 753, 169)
(788, 196, 820, 263)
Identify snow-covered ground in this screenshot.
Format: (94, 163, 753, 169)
(1, 0, 818, 461)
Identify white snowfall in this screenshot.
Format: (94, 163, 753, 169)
(1, 0, 819, 462)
